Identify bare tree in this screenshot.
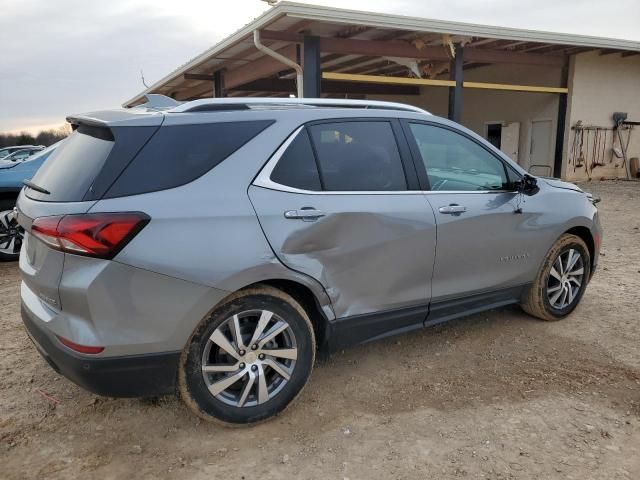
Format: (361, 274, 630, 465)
(0, 125, 71, 148)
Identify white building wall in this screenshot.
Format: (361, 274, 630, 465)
(564, 51, 640, 181)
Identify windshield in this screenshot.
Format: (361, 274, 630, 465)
(21, 141, 62, 164)
(4, 150, 35, 162)
(0, 147, 24, 159)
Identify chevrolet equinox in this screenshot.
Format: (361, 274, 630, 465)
(17, 97, 601, 424)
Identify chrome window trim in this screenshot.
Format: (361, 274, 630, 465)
(422, 190, 516, 195)
(253, 126, 517, 196)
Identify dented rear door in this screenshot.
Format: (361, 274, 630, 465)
(249, 187, 436, 319)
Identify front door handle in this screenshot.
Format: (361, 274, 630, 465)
(284, 208, 326, 221)
(438, 204, 467, 214)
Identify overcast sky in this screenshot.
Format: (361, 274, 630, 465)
(2, 0, 639, 133)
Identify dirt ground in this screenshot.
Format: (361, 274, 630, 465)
(1, 180, 639, 479)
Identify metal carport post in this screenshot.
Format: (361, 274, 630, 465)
(303, 35, 321, 97)
(448, 45, 464, 123)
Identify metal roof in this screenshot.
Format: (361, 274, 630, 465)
(124, 1, 640, 106)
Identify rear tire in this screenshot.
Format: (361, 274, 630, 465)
(178, 285, 315, 425)
(521, 234, 591, 321)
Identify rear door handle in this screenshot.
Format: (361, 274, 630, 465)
(284, 209, 326, 221)
(438, 204, 467, 214)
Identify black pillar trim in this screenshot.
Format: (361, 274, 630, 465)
(303, 35, 321, 98)
(553, 65, 569, 178)
(447, 46, 464, 123)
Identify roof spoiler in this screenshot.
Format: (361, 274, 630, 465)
(66, 115, 110, 129)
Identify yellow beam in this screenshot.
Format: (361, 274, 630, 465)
(322, 71, 568, 94)
(463, 81, 568, 94)
(322, 72, 455, 87)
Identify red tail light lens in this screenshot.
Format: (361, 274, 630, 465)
(31, 212, 149, 259)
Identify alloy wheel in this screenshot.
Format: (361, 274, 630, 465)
(546, 248, 585, 309)
(0, 209, 23, 258)
(201, 309, 298, 408)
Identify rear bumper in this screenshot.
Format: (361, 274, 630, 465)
(22, 304, 180, 397)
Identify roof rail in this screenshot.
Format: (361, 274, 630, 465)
(169, 98, 430, 114)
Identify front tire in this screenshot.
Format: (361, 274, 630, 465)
(178, 285, 316, 425)
(522, 233, 591, 321)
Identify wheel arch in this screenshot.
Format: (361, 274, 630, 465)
(564, 225, 595, 270)
(238, 278, 331, 350)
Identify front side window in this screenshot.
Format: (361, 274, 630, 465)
(409, 123, 509, 192)
(308, 121, 407, 191)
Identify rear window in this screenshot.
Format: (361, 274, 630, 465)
(26, 120, 273, 202)
(105, 120, 273, 198)
(26, 125, 114, 202)
(270, 129, 321, 191)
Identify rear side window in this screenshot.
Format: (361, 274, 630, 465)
(106, 120, 273, 198)
(27, 125, 114, 201)
(270, 129, 321, 191)
(307, 121, 407, 191)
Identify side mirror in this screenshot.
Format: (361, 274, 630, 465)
(515, 174, 539, 195)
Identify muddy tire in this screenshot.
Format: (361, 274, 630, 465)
(178, 285, 315, 425)
(521, 233, 591, 321)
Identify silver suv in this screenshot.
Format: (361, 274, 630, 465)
(17, 98, 601, 424)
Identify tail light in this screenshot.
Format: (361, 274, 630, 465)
(31, 212, 149, 259)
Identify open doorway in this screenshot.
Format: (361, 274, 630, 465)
(485, 121, 520, 163)
(486, 123, 502, 149)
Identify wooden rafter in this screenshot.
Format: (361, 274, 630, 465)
(466, 38, 500, 47)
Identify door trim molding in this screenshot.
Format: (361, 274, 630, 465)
(323, 284, 531, 352)
(326, 304, 429, 352)
(426, 283, 530, 327)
